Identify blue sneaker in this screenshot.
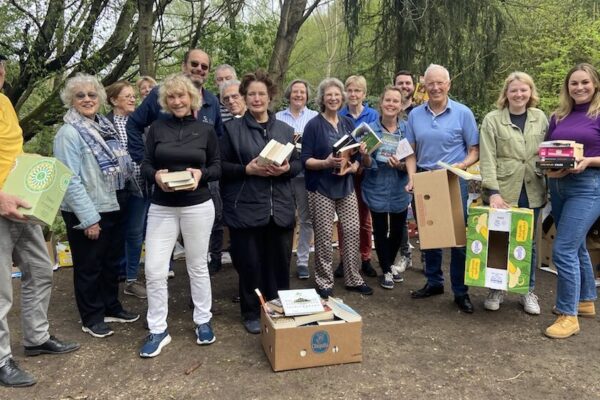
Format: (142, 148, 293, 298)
(196, 322, 216, 345)
(139, 331, 171, 358)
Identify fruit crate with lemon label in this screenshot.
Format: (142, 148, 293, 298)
(465, 206, 533, 294)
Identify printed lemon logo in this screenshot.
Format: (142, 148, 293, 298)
(26, 161, 55, 192)
(508, 261, 521, 288)
(475, 213, 488, 238)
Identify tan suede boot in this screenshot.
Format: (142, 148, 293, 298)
(578, 301, 596, 318)
(544, 315, 580, 339)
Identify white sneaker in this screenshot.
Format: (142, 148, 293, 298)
(392, 254, 410, 273)
(484, 289, 504, 311)
(173, 242, 185, 260)
(520, 292, 541, 315)
(390, 265, 404, 283)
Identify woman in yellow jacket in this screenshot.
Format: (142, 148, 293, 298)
(479, 71, 548, 314)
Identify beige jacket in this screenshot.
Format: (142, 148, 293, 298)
(479, 107, 548, 208)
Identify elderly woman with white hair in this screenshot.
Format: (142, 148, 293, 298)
(140, 73, 220, 357)
(53, 73, 139, 339)
(301, 77, 374, 299)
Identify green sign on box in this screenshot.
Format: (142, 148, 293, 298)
(465, 206, 534, 294)
(3, 154, 73, 226)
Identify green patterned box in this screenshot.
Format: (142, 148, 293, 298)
(465, 206, 534, 294)
(3, 154, 73, 225)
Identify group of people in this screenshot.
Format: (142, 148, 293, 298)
(1, 45, 599, 387)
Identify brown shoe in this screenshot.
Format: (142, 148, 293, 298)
(544, 315, 580, 339)
(551, 302, 596, 318)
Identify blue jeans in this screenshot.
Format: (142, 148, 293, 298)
(424, 177, 468, 296)
(517, 187, 540, 291)
(549, 169, 600, 316)
(123, 194, 150, 281)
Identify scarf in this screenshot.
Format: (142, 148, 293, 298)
(64, 108, 133, 191)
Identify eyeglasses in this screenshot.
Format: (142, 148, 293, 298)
(190, 61, 209, 71)
(223, 93, 241, 102)
(75, 92, 98, 100)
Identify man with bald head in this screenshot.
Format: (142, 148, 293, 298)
(405, 64, 479, 313)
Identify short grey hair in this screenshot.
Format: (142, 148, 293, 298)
(60, 73, 107, 107)
(424, 64, 450, 82)
(215, 64, 237, 79)
(284, 79, 311, 101)
(220, 79, 241, 99)
(315, 78, 346, 112)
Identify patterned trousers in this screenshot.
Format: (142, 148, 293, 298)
(308, 190, 364, 290)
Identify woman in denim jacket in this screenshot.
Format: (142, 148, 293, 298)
(360, 86, 416, 289)
(479, 72, 548, 315)
(53, 74, 139, 339)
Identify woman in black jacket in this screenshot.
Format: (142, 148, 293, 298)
(220, 70, 301, 334)
(139, 74, 220, 357)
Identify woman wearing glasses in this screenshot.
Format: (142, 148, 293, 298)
(105, 81, 147, 299)
(54, 74, 139, 339)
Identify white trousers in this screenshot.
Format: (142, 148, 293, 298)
(145, 201, 215, 334)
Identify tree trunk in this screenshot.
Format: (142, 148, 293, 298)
(138, 0, 155, 77)
(268, 0, 321, 106)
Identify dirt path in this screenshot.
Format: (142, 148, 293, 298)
(2, 250, 599, 400)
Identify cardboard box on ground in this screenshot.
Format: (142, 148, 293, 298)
(260, 296, 362, 372)
(465, 206, 534, 294)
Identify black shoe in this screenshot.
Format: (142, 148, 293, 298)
(316, 287, 334, 299)
(411, 283, 444, 299)
(208, 258, 222, 276)
(345, 283, 374, 295)
(243, 319, 261, 334)
(231, 295, 240, 303)
(104, 309, 140, 323)
(334, 262, 344, 278)
(24, 335, 80, 356)
(82, 322, 114, 338)
(455, 294, 474, 313)
(0, 358, 36, 387)
(361, 260, 378, 277)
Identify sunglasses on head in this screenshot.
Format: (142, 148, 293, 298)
(75, 92, 98, 100)
(190, 61, 209, 71)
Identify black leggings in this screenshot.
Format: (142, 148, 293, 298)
(370, 210, 408, 274)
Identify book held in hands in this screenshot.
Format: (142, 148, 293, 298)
(350, 122, 382, 154)
(161, 171, 195, 190)
(257, 139, 295, 167)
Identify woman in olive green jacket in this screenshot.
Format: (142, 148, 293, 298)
(479, 71, 548, 315)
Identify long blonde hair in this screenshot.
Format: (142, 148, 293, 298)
(554, 63, 600, 122)
(496, 72, 539, 110)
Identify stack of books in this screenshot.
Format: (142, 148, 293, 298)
(161, 171, 195, 190)
(332, 135, 360, 175)
(536, 140, 583, 169)
(264, 289, 361, 328)
(257, 139, 295, 167)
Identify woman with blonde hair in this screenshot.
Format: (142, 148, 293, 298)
(140, 73, 220, 356)
(136, 76, 157, 99)
(479, 71, 548, 314)
(544, 63, 600, 339)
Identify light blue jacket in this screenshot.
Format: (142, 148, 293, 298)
(361, 119, 412, 213)
(53, 123, 119, 229)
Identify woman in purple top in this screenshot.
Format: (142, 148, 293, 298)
(544, 63, 600, 339)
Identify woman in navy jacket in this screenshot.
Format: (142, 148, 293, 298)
(220, 70, 301, 334)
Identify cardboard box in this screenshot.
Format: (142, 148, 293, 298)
(413, 169, 466, 249)
(465, 206, 534, 294)
(2, 154, 73, 225)
(260, 305, 362, 372)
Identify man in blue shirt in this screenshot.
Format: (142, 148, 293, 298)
(405, 64, 479, 313)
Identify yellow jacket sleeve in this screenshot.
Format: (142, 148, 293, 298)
(0, 93, 23, 188)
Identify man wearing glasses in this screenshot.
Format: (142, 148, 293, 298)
(405, 64, 479, 314)
(0, 54, 80, 388)
(126, 49, 223, 165)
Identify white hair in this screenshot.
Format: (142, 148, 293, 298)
(424, 64, 450, 81)
(60, 73, 107, 107)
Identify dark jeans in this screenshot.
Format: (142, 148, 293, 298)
(371, 210, 408, 274)
(208, 181, 223, 261)
(63, 210, 124, 327)
(229, 219, 293, 321)
(423, 177, 469, 296)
